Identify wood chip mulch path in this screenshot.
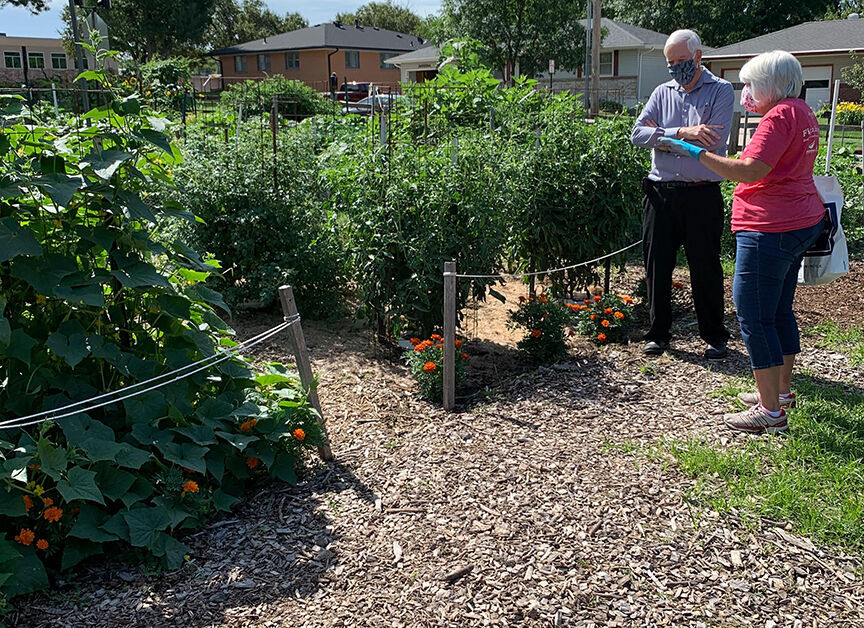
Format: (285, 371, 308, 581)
(14, 264, 864, 627)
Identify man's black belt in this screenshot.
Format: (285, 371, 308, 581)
(649, 180, 719, 189)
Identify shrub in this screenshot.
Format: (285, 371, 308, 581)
(509, 295, 573, 362)
(404, 336, 469, 402)
(0, 72, 322, 602)
(599, 99, 626, 115)
(570, 294, 635, 344)
(219, 75, 334, 118)
(170, 117, 347, 315)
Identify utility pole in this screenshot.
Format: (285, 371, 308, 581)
(583, 0, 591, 112)
(590, 0, 601, 116)
(68, 0, 90, 112)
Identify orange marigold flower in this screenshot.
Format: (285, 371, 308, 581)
(36, 539, 48, 551)
(461, 352, 469, 359)
(44, 506, 63, 522)
(239, 418, 258, 432)
(430, 334, 443, 341)
(409, 337, 422, 346)
(246, 457, 260, 470)
(294, 428, 306, 441)
(601, 319, 610, 327)
(423, 361, 437, 373)
(538, 295, 548, 304)
(422, 340, 434, 347)
(623, 296, 634, 304)
(614, 311, 625, 319)
(182, 480, 199, 495)
(593, 296, 602, 302)
(531, 329, 542, 338)
(454, 339, 463, 349)
(22, 495, 33, 511)
(14, 528, 35, 546)
(28, 464, 40, 471)
(604, 308, 613, 314)
(590, 314, 597, 321)
(41, 497, 53, 507)
(597, 333, 607, 342)
(583, 300, 590, 305)
(414, 344, 427, 353)
(435, 343, 443, 349)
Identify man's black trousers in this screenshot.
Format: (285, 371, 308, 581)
(641, 179, 730, 346)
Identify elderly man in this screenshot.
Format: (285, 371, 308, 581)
(631, 29, 734, 358)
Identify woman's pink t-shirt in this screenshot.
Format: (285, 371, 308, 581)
(731, 98, 824, 233)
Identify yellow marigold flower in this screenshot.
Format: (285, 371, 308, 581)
(14, 528, 35, 546)
(32, 485, 45, 497)
(44, 506, 63, 522)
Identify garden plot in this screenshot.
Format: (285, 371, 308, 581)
(13, 265, 864, 627)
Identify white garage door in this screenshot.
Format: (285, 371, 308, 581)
(723, 65, 831, 112)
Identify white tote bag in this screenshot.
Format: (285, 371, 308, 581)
(798, 175, 849, 285)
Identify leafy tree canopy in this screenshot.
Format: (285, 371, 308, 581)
(207, 0, 308, 50)
(335, 1, 425, 37)
(0, 0, 48, 11)
(441, 0, 586, 77)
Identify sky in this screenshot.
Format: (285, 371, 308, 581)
(0, 0, 443, 39)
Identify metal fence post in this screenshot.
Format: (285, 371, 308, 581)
(443, 261, 457, 412)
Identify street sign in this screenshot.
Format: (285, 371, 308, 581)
(549, 59, 555, 74)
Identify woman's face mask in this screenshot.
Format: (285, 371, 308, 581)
(740, 84, 760, 113)
(667, 57, 697, 85)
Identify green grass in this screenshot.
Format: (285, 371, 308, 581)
(667, 374, 864, 553)
(804, 320, 864, 366)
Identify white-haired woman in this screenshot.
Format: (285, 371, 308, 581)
(659, 50, 826, 435)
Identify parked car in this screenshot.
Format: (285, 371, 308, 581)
(347, 94, 405, 114)
(333, 82, 371, 103)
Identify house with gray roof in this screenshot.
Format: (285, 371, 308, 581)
(703, 16, 864, 111)
(209, 21, 428, 92)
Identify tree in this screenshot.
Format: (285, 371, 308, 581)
(605, 0, 838, 48)
(0, 0, 49, 11)
(841, 52, 864, 100)
(335, 1, 424, 36)
(207, 0, 308, 51)
(441, 0, 586, 78)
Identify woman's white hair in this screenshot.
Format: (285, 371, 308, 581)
(739, 50, 803, 104)
(664, 29, 702, 55)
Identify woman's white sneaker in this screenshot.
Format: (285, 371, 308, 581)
(723, 405, 788, 435)
(736, 391, 796, 409)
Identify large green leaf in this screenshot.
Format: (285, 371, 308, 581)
(30, 173, 85, 208)
(1, 547, 48, 598)
(270, 453, 298, 485)
(111, 261, 171, 289)
(157, 441, 207, 474)
(119, 477, 153, 508)
(118, 190, 156, 223)
(171, 425, 217, 446)
(53, 272, 106, 307)
(212, 489, 239, 513)
(215, 431, 258, 451)
(94, 464, 136, 501)
(61, 538, 103, 571)
(0, 487, 27, 517)
(10, 253, 77, 293)
(122, 505, 172, 547)
(37, 439, 68, 481)
(156, 294, 191, 320)
(68, 504, 118, 542)
(101, 511, 131, 542)
(152, 532, 188, 570)
(0, 217, 42, 263)
(56, 465, 105, 505)
(131, 424, 173, 449)
(123, 391, 167, 424)
(81, 149, 133, 180)
(46, 320, 91, 368)
(140, 128, 173, 156)
(115, 443, 152, 470)
(2, 329, 36, 365)
(189, 285, 230, 315)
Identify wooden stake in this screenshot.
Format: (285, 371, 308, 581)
(443, 261, 456, 412)
(278, 285, 333, 461)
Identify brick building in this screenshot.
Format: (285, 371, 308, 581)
(0, 34, 97, 86)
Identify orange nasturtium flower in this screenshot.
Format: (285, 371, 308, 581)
(22, 495, 33, 511)
(531, 329, 542, 338)
(601, 319, 610, 328)
(36, 539, 49, 551)
(597, 333, 607, 342)
(409, 337, 422, 346)
(182, 481, 199, 495)
(423, 361, 437, 373)
(246, 457, 260, 469)
(41, 497, 53, 507)
(614, 311, 625, 319)
(239, 418, 258, 432)
(14, 529, 35, 546)
(593, 296, 602, 302)
(44, 507, 63, 522)
(293, 428, 306, 441)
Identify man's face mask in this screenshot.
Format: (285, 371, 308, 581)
(668, 57, 697, 86)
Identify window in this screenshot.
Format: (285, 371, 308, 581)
(51, 53, 67, 69)
(27, 52, 45, 69)
(4, 51, 21, 69)
(345, 50, 360, 69)
(599, 51, 613, 76)
(257, 54, 270, 71)
(234, 55, 247, 72)
(285, 51, 299, 70)
(380, 52, 397, 69)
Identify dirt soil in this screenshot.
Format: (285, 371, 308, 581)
(13, 263, 864, 627)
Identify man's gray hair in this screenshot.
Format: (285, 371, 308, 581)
(664, 29, 702, 55)
(740, 50, 803, 103)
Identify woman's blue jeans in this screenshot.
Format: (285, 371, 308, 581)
(733, 217, 826, 370)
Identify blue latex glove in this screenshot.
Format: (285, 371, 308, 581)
(656, 137, 705, 159)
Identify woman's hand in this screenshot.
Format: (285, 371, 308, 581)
(657, 137, 705, 159)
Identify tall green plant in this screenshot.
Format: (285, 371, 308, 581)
(0, 63, 321, 602)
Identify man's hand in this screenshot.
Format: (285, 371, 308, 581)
(676, 124, 723, 147)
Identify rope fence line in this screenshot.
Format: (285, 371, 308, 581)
(449, 240, 643, 280)
(0, 316, 299, 431)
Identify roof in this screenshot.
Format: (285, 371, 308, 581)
(704, 18, 864, 59)
(580, 18, 669, 50)
(387, 45, 439, 66)
(209, 22, 427, 56)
